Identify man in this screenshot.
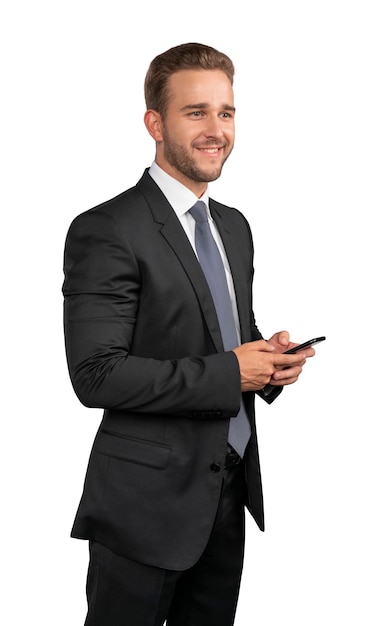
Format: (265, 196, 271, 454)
(63, 42, 314, 626)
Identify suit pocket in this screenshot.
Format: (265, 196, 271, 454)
(95, 429, 170, 470)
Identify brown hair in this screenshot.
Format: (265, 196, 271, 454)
(144, 42, 235, 117)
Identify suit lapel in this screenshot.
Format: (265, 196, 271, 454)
(210, 201, 251, 344)
(137, 171, 224, 352)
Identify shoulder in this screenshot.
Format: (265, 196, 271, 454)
(210, 198, 253, 237)
(73, 183, 144, 225)
(65, 170, 157, 235)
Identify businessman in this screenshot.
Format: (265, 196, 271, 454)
(63, 42, 314, 626)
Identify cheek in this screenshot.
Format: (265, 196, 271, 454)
(224, 125, 235, 145)
(163, 121, 184, 145)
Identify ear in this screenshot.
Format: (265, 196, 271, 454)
(144, 110, 164, 142)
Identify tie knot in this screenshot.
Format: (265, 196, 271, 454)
(189, 201, 208, 223)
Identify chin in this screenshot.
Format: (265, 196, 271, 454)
(187, 161, 224, 182)
(197, 168, 223, 183)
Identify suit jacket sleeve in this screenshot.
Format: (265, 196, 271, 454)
(63, 208, 242, 418)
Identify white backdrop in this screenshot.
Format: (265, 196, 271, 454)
(2, 1, 369, 624)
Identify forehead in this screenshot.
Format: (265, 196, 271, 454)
(167, 69, 234, 107)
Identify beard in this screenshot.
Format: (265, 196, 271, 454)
(161, 127, 233, 183)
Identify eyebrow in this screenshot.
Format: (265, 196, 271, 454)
(180, 102, 236, 112)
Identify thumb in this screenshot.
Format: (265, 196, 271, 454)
(255, 339, 276, 352)
(276, 331, 290, 347)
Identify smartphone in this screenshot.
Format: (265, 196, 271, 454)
(262, 335, 326, 395)
(284, 336, 326, 354)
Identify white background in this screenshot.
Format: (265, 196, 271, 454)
(1, 1, 369, 624)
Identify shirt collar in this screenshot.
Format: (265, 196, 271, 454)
(148, 161, 210, 218)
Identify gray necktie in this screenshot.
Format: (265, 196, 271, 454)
(189, 201, 251, 457)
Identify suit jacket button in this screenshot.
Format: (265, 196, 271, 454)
(210, 463, 221, 473)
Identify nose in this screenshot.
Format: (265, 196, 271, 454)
(203, 113, 223, 139)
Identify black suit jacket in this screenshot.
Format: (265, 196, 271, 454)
(63, 170, 279, 571)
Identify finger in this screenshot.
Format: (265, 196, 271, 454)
(237, 340, 276, 353)
(277, 330, 290, 347)
(304, 347, 316, 357)
(257, 340, 276, 352)
(273, 364, 303, 382)
(273, 353, 307, 367)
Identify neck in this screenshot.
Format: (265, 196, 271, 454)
(154, 158, 208, 198)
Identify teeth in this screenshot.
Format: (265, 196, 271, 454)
(202, 148, 219, 153)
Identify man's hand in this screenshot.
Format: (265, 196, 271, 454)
(232, 331, 315, 392)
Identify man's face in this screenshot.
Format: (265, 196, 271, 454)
(155, 69, 235, 194)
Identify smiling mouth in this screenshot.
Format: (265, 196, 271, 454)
(196, 147, 224, 155)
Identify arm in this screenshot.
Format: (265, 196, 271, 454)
(62, 209, 241, 417)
